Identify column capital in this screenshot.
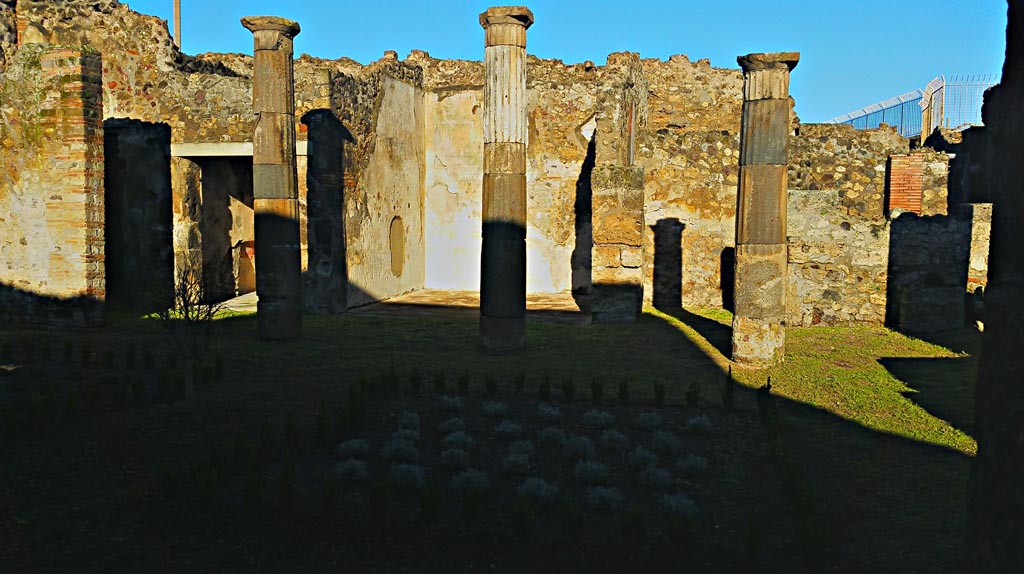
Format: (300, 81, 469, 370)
(241, 16, 301, 39)
(737, 52, 799, 73)
(480, 6, 533, 47)
(479, 6, 534, 29)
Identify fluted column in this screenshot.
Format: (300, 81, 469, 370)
(479, 6, 534, 351)
(732, 52, 799, 367)
(242, 16, 302, 340)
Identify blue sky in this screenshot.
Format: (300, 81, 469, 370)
(127, 0, 1007, 122)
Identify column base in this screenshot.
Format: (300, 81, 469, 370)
(480, 314, 525, 353)
(258, 296, 302, 340)
(731, 315, 784, 367)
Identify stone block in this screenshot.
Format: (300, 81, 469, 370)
(737, 164, 787, 244)
(593, 212, 642, 246)
(740, 99, 791, 166)
(734, 243, 787, 322)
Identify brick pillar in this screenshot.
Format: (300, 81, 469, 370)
(242, 16, 302, 340)
(888, 153, 924, 214)
(479, 6, 533, 351)
(40, 48, 105, 322)
(732, 52, 799, 368)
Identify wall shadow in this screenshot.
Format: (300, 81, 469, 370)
(651, 218, 684, 310)
(880, 355, 977, 434)
(720, 247, 735, 312)
(301, 109, 352, 314)
(571, 137, 596, 310)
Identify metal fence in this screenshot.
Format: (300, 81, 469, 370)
(826, 75, 999, 138)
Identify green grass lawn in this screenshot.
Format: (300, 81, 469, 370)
(0, 307, 977, 572)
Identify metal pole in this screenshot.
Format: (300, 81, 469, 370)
(173, 0, 181, 49)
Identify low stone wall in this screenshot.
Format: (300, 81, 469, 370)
(786, 190, 889, 326)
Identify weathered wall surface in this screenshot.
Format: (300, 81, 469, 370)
(343, 74, 425, 307)
(639, 56, 742, 309)
(886, 204, 991, 332)
(921, 148, 950, 216)
(0, 0, 15, 73)
(787, 190, 889, 326)
(789, 123, 907, 217)
(418, 54, 609, 295)
(0, 44, 105, 324)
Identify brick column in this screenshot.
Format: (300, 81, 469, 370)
(888, 153, 924, 214)
(242, 16, 302, 340)
(732, 52, 799, 367)
(479, 6, 533, 351)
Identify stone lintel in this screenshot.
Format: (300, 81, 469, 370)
(737, 52, 800, 73)
(241, 16, 301, 39)
(479, 7, 535, 29)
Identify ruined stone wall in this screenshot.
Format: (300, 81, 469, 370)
(886, 204, 991, 332)
(786, 190, 889, 326)
(638, 56, 743, 308)
(921, 147, 950, 216)
(0, 0, 15, 73)
(0, 44, 105, 324)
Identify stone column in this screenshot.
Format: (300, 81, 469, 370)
(479, 6, 533, 351)
(732, 52, 799, 367)
(242, 16, 302, 340)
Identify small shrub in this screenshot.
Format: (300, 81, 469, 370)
(582, 410, 615, 429)
(102, 350, 115, 368)
(83, 384, 99, 412)
(564, 436, 595, 460)
(244, 470, 265, 508)
(590, 380, 603, 404)
(509, 440, 534, 456)
(654, 381, 666, 407)
(159, 466, 181, 501)
(129, 378, 145, 403)
(558, 497, 585, 541)
(315, 407, 330, 447)
(623, 504, 648, 543)
(258, 420, 275, 458)
(536, 402, 561, 421)
(438, 395, 464, 413)
(676, 454, 709, 476)
(494, 420, 523, 440)
(599, 430, 630, 453)
(660, 492, 698, 518)
(537, 427, 567, 448)
(574, 460, 610, 484)
(441, 431, 475, 451)
(560, 379, 576, 403)
(381, 439, 418, 463)
(390, 463, 427, 490)
(635, 412, 664, 430)
(686, 382, 701, 407)
(440, 447, 471, 470)
(125, 343, 137, 369)
(722, 366, 735, 409)
(431, 370, 446, 394)
(518, 477, 560, 503)
(438, 417, 466, 434)
(450, 469, 489, 495)
(485, 375, 498, 397)
(385, 361, 400, 392)
(398, 411, 420, 430)
(642, 465, 674, 489)
(391, 428, 420, 444)
(617, 379, 630, 405)
(335, 458, 368, 480)
(651, 431, 681, 455)
(685, 415, 713, 433)
(513, 371, 526, 395)
(538, 374, 552, 401)
(586, 486, 624, 511)
(501, 452, 530, 475)
(337, 439, 371, 460)
(627, 446, 658, 470)
(481, 401, 509, 418)
(457, 371, 470, 396)
(408, 370, 423, 395)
